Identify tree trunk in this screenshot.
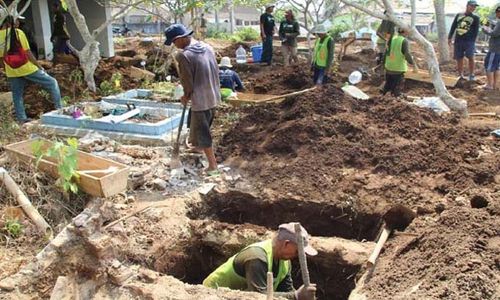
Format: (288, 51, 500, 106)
(229, 0, 235, 34)
(215, 10, 219, 31)
(79, 42, 101, 92)
(409, 28, 467, 114)
(410, 0, 416, 28)
(433, 0, 451, 63)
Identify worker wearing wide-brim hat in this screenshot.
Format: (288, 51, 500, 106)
(311, 24, 334, 85)
(218, 56, 244, 100)
(203, 222, 318, 300)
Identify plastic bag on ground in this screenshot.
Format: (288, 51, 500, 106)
(412, 97, 450, 115)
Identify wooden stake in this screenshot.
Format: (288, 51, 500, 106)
(0, 167, 52, 238)
(266, 271, 273, 300)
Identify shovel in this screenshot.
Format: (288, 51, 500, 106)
(367, 204, 416, 267)
(170, 104, 187, 172)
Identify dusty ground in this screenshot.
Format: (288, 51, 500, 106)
(0, 37, 499, 300)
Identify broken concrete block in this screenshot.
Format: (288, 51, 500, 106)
(129, 66, 155, 81)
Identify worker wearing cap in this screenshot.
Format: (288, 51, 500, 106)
(482, 6, 500, 90)
(312, 24, 334, 85)
(218, 56, 244, 100)
(279, 10, 300, 66)
(51, 2, 72, 64)
(15, 16, 38, 59)
(260, 4, 276, 66)
(448, 0, 480, 81)
(203, 223, 317, 300)
(382, 28, 418, 97)
(164, 24, 220, 176)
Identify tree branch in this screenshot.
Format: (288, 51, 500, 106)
(93, 0, 148, 37)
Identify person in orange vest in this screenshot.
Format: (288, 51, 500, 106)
(311, 24, 334, 85)
(203, 223, 318, 300)
(382, 28, 418, 97)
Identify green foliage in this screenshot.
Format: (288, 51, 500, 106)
(328, 22, 350, 41)
(114, 36, 126, 46)
(206, 27, 231, 39)
(100, 72, 123, 96)
(233, 27, 259, 42)
(61, 96, 71, 106)
(4, 219, 23, 238)
(32, 138, 80, 194)
(37, 90, 50, 102)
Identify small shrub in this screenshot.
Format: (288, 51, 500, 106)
(4, 219, 23, 238)
(234, 27, 259, 42)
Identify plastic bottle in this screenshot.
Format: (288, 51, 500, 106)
(173, 84, 184, 100)
(236, 45, 247, 64)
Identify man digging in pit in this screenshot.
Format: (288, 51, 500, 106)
(203, 223, 317, 300)
(164, 24, 221, 176)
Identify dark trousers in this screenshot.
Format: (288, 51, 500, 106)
(261, 35, 273, 64)
(313, 66, 327, 85)
(382, 73, 404, 96)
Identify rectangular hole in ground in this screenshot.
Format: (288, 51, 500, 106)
(147, 225, 363, 300)
(187, 190, 383, 241)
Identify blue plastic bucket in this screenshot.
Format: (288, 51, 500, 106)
(251, 45, 263, 63)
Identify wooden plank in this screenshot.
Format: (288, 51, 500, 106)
(405, 70, 459, 87)
(229, 87, 317, 106)
(4, 139, 129, 198)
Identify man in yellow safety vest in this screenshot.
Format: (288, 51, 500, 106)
(203, 222, 318, 300)
(312, 24, 334, 85)
(382, 27, 418, 97)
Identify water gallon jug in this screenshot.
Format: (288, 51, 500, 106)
(236, 45, 247, 64)
(173, 84, 184, 100)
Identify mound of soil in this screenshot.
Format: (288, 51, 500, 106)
(364, 206, 499, 299)
(243, 64, 314, 94)
(219, 85, 499, 213)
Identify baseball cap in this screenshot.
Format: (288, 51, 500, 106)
(265, 4, 275, 9)
(467, 0, 479, 6)
(164, 24, 193, 46)
(277, 222, 318, 256)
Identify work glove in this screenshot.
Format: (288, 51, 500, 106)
(295, 284, 317, 300)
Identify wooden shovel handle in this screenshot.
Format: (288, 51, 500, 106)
(367, 226, 391, 267)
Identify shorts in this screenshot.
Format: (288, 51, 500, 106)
(484, 51, 500, 72)
(189, 108, 215, 148)
(454, 40, 475, 59)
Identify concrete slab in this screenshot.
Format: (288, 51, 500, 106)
(103, 89, 179, 109)
(36, 123, 186, 146)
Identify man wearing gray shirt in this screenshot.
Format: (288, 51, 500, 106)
(482, 6, 500, 90)
(165, 24, 221, 176)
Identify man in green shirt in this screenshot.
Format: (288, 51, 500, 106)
(382, 28, 418, 96)
(279, 10, 300, 66)
(312, 24, 334, 85)
(203, 222, 317, 300)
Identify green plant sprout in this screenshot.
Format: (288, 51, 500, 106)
(32, 138, 80, 194)
(4, 219, 23, 238)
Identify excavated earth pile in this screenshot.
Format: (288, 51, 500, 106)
(215, 85, 499, 299)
